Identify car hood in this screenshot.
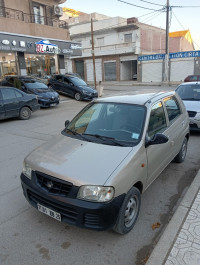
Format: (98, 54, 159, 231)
(31, 89, 58, 98)
(183, 100, 200, 112)
(26, 134, 133, 186)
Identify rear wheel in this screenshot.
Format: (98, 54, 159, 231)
(113, 187, 141, 234)
(19, 107, 31, 120)
(74, 92, 82, 101)
(174, 137, 188, 163)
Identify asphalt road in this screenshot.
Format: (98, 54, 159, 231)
(0, 85, 200, 265)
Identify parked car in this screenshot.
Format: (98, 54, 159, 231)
(0, 76, 60, 108)
(20, 92, 189, 234)
(48, 74, 98, 101)
(176, 82, 200, 130)
(184, 75, 200, 82)
(0, 86, 40, 120)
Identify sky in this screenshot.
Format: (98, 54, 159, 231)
(61, 0, 200, 50)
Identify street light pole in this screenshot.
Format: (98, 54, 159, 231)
(164, 0, 170, 82)
(91, 18, 97, 89)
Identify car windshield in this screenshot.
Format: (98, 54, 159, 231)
(176, 84, 200, 101)
(62, 102, 146, 146)
(69, 76, 87, 86)
(24, 81, 48, 90)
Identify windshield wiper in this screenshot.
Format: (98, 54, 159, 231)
(83, 133, 124, 146)
(66, 129, 91, 141)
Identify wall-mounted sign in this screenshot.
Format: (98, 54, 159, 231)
(70, 44, 82, 50)
(35, 40, 61, 54)
(170, 51, 200, 59)
(138, 54, 165, 61)
(2, 40, 10, 45)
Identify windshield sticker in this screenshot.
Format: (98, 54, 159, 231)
(131, 133, 139, 139)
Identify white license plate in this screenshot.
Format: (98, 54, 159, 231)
(51, 103, 57, 106)
(37, 203, 61, 221)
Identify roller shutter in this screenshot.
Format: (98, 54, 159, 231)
(170, 59, 194, 82)
(86, 59, 102, 82)
(142, 61, 163, 82)
(104, 61, 116, 81)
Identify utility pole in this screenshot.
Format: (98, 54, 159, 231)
(164, 0, 170, 82)
(91, 18, 97, 89)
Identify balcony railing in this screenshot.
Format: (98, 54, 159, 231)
(0, 6, 68, 29)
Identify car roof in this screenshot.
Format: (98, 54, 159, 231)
(179, 82, 200, 86)
(95, 91, 176, 105)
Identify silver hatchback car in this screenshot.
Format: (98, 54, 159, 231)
(21, 92, 189, 234)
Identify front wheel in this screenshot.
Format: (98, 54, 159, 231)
(113, 187, 141, 234)
(74, 92, 82, 101)
(19, 107, 31, 120)
(174, 137, 188, 163)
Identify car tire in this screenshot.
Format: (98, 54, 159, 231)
(19, 107, 31, 120)
(174, 137, 188, 163)
(74, 92, 82, 101)
(113, 187, 141, 234)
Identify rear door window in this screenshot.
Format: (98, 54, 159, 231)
(1, 88, 17, 100)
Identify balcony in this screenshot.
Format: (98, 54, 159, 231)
(0, 6, 68, 29)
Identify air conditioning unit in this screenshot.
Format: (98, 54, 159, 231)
(53, 5, 63, 17)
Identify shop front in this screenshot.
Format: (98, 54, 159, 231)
(0, 32, 82, 78)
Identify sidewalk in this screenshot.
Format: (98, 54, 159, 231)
(146, 169, 200, 265)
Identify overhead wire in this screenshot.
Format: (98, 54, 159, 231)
(117, 0, 161, 11)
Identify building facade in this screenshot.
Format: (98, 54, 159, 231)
(66, 14, 166, 82)
(0, 0, 81, 78)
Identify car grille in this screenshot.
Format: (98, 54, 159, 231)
(27, 190, 78, 223)
(187, 111, 197, 117)
(35, 171, 72, 196)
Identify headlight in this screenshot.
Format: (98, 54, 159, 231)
(83, 90, 91, 95)
(77, 186, 114, 202)
(22, 161, 32, 179)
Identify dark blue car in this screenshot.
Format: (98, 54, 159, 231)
(48, 74, 98, 101)
(0, 86, 40, 120)
(0, 76, 60, 107)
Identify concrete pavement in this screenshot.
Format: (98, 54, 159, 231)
(146, 169, 200, 265)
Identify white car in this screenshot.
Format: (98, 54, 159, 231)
(176, 82, 200, 130)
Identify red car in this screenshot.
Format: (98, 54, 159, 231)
(184, 75, 200, 82)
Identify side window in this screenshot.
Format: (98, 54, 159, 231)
(15, 90, 23, 98)
(1, 88, 16, 100)
(63, 77, 70, 84)
(148, 102, 167, 138)
(56, 75, 63, 82)
(163, 96, 181, 123)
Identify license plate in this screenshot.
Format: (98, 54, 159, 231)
(37, 203, 61, 221)
(51, 103, 57, 106)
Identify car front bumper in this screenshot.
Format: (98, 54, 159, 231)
(21, 173, 125, 231)
(189, 116, 200, 130)
(38, 98, 59, 107)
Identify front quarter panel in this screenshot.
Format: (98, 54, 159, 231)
(104, 142, 148, 197)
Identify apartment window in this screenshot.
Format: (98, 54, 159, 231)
(33, 2, 45, 24)
(97, 37, 104, 46)
(124, 33, 132, 43)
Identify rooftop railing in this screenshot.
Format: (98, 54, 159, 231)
(0, 6, 68, 29)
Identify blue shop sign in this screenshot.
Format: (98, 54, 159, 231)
(138, 54, 165, 61)
(169, 51, 200, 59)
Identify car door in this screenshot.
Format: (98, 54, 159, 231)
(0, 89, 6, 120)
(53, 75, 64, 93)
(146, 101, 172, 186)
(1, 88, 20, 118)
(162, 95, 187, 160)
(63, 76, 74, 96)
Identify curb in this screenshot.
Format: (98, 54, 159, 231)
(146, 168, 200, 265)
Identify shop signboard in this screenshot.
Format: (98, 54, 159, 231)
(0, 32, 82, 56)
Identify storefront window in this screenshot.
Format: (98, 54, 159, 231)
(25, 54, 56, 77)
(0, 52, 17, 78)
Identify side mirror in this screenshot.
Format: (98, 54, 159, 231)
(145, 133, 168, 147)
(65, 120, 70, 127)
(21, 85, 25, 90)
(69, 83, 74, 86)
